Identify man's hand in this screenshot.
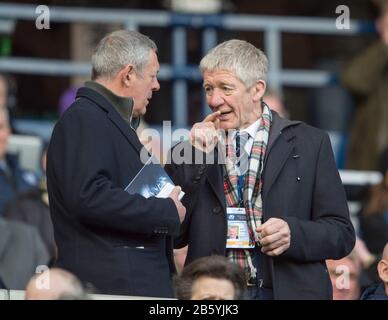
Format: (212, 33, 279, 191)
(189, 111, 221, 153)
(169, 186, 186, 223)
(257, 218, 291, 256)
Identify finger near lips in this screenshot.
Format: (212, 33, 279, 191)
(203, 110, 221, 123)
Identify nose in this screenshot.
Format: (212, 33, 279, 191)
(152, 77, 160, 92)
(207, 89, 224, 109)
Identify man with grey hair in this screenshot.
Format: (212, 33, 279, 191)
(47, 30, 185, 298)
(166, 39, 355, 299)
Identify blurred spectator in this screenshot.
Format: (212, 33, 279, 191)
(25, 268, 86, 300)
(0, 73, 8, 110)
(353, 237, 381, 291)
(174, 255, 246, 300)
(0, 217, 49, 290)
(0, 107, 38, 216)
(0, 73, 18, 134)
(342, 0, 388, 170)
(358, 146, 388, 255)
(3, 145, 56, 263)
(58, 86, 79, 115)
(361, 242, 388, 300)
(263, 89, 289, 118)
(326, 254, 362, 300)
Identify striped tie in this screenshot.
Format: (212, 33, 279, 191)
(236, 131, 250, 175)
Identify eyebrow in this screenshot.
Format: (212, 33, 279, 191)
(203, 81, 235, 87)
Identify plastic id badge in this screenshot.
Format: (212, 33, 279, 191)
(226, 207, 254, 249)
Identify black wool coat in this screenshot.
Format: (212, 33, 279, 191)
(47, 87, 180, 297)
(166, 112, 355, 300)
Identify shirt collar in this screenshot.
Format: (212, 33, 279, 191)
(85, 80, 140, 130)
(231, 118, 261, 141)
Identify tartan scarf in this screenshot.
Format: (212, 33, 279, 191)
(223, 103, 272, 280)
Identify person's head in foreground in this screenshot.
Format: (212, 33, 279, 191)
(199, 39, 268, 130)
(25, 268, 86, 300)
(174, 255, 246, 300)
(378, 243, 388, 295)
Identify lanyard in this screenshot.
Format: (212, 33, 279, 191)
(236, 131, 247, 207)
(237, 174, 245, 206)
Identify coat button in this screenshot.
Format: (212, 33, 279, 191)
(193, 176, 201, 184)
(212, 206, 222, 214)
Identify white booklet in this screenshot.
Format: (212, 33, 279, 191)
(125, 155, 184, 200)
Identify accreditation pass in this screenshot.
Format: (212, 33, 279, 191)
(226, 207, 254, 249)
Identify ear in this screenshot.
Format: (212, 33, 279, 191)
(377, 259, 388, 283)
(252, 80, 266, 102)
(120, 64, 135, 87)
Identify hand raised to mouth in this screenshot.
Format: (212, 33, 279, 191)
(189, 111, 221, 153)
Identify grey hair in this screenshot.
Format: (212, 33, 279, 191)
(199, 39, 268, 88)
(91, 30, 157, 80)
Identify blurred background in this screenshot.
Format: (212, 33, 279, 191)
(0, 0, 379, 154)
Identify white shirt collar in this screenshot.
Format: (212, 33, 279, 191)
(241, 118, 261, 139)
(231, 118, 261, 141)
(230, 118, 262, 158)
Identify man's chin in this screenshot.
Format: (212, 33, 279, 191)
(219, 121, 237, 131)
(133, 107, 147, 117)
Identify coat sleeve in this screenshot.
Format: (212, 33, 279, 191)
(47, 107, 180, 237)
(165, 142, 209, 248)
(280, 133, 356, 262)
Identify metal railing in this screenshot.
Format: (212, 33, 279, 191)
(0, 2, 375, 126)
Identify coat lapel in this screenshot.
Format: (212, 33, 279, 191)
(77, 87, 144, 155)
(206, 163, 226, 209)
(262, 127, 296, 201)
(107, 111, 144, 155)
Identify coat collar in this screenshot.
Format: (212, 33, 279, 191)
(267, 111, 301, 154)
(84, 81, 140, 130)
(262, 112, 301, 200)
(76, 86, 144, 155)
